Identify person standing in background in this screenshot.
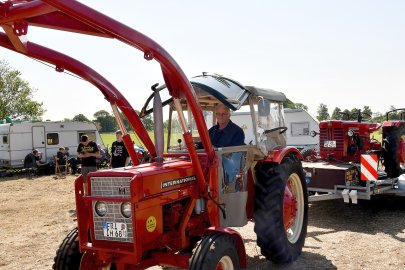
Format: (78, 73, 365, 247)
(77, 135, 101, 193)
(110, 130, 130, 168)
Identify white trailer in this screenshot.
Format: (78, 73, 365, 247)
(231, 108, 319, 150)
(283, 108, 319, 151)
(0, 121, 104, 168)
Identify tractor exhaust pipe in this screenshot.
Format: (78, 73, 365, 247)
(152, 83, 164, 162)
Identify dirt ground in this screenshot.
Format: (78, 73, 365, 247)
(0, 174, 404, 270)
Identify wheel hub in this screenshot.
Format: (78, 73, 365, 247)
(283, 181, 297, 230)
(216, 255, 234, 270)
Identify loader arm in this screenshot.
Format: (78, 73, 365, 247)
(0, 0, 216, 194)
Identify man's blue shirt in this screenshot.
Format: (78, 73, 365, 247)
(208, 120, 245, 147)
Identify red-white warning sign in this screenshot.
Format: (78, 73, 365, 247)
(360, 154, 378, 181)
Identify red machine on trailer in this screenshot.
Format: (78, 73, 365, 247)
(304, 109, 405, 203)
(0, 1, 308, 269)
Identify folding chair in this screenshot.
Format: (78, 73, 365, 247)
(54, 156, 69, 179)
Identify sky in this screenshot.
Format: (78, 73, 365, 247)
(0, 0, 404, 121)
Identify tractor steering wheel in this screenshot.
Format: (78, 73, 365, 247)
(264, 127, 288, 135)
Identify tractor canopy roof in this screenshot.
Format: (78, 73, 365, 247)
(140, 73, 286, 115)
(190, 74, 286, 111)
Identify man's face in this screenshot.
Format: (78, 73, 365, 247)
(82, 140, 89, 146)
(215, 106, 230, 127)
(116, 133, 123, 142)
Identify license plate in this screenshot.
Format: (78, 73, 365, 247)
(102, 222, 127, 238)
(324, 140, 336, 148)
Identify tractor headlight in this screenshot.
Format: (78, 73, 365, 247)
(95, 201, 107, 217)
(121, 202, 132, 218)
(347, 130, 354, 137)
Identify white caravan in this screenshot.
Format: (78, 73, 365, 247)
(231, 108, 319, 151)
(0, 121, 104, 168)
(283, 108, 319, 151)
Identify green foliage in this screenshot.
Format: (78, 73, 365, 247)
(362, 105, 372, 117)
(331, 107, 342, 120)
(295, 103, 308, 111)
(0, 59, 45, 120)
(100, 130, 169, 152)
(137, 110, 154, 131)
(93, 110, 117, 132)
(316, 103, 329, 121)
(283, 98, 296, 109)
(283, 98, 308, 111)
(72, 114, 90, 122)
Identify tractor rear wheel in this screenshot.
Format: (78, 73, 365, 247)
(383, 126, 405, 178)
(254, 155, 308, 263)
(53, 227, 82, 270)
(189, 233, 240, 270)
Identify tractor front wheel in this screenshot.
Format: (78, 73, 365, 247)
(53, 227, 82, 270)
(189, 233, 240, 270)
(254, 155, 308, 263)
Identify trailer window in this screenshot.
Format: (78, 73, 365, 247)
(47, 133, 59, 145)
(2, 135, 8, 144)
(79, 132, 96, 143)
(291, 122, 309, 136)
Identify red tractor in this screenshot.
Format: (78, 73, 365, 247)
(316, 110, 381, 163)
(0, 1, 308, 269)
(304, 109, 405, 202)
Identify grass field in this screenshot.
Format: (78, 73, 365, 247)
(100, 131, 169, 150)
(100, 132, 146, 148)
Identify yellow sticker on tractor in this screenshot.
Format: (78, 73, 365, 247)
(146, 216, 157, 232)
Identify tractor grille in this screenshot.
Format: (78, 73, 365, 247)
(320, 127, 344, 153)
(91, 177, 134, 243)
(91, 177, 132, 198)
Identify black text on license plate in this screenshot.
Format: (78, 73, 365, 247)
(102, 222, 127, 238)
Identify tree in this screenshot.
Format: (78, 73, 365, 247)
(341, 109, 351, 120)
(0, 59, 45, 120)
(283, 98, 296, 109)
(73, 114, 90, 122)
(93, 110, 117, 132)
(141, 113, 154, 131)
(135, 110, 154, 131)
(388, 105, 399, 120)
(295, 103, 308, 111)
(283, 99, 308, 111)
(316, 103, 329, 121)
(331, 107, 342, 120)
(362, 106, 372, 117)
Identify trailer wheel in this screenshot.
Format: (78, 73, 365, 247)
(254, 155, 308, 263)
(189, 233, 240, 270)
(383, 126, 405, 178)
(53, 227, 82, 270)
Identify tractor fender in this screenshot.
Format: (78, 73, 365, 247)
(265, 146, 304, 163)
(203, 227, 247, 268)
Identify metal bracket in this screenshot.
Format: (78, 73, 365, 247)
(342, 189, 350, 203)
(144, 51, 153, 60)
(13, 20, 28, 36)
(349, 190, 358, 204)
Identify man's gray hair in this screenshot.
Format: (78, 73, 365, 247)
(215, 103, 230, 112)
